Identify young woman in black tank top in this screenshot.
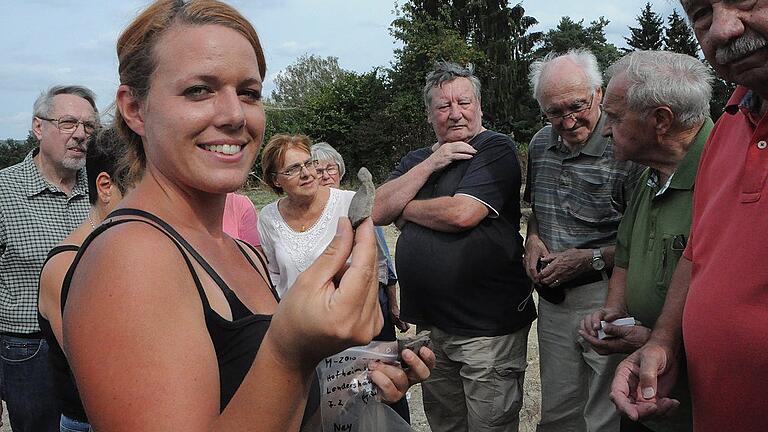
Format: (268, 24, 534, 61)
(61, 2, 432, 431)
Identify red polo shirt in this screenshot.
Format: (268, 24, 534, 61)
(683, 86, 768, 432)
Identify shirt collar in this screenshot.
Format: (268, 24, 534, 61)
(724, 86, 760, 115)
(668, 117, 714, 191)
(23, 148, 89, 198)
(547, 113, 608, 157)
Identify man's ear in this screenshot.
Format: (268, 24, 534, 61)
(96, 172, 114, 204)
(652, 106, 675, 136)
(116, 84, 145, 137)
(594, 86, 604, 103)
(31, 117, 43, 141)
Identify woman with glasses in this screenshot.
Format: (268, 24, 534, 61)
(257, 134, 358, 298)
(258, 133, 433, 414)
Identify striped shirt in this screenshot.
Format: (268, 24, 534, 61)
(0, 150, 89, 334)
(524, 114, 643, 253)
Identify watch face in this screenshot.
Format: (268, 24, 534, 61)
(593, 258, 606, 271)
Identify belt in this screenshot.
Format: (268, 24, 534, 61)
(558, 269, 610, 291)
(0, 331, 43, 339)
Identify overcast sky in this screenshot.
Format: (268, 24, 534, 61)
(0, 0, 683, 139)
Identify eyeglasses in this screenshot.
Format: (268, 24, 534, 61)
(543, 93, 595, 123)
(274, 159, 318, 178)
(314, 163, 339, 177)
(37, 116, 99, 135)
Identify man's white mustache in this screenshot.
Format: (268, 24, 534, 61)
(716, 31, 768, 65)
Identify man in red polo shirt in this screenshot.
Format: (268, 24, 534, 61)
(610, 1, 768, 431)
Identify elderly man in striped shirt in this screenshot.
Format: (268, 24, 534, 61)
(523, 49, 643, 432)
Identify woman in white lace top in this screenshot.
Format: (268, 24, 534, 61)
(257, 134, 356, 297)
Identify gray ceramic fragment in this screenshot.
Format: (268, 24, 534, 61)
(348, 167, 375, 229)
(397, 330, 432, 359)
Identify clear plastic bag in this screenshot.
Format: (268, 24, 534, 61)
(314, 341, 412, 431)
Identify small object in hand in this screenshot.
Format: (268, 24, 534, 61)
(598, 317, 636, 340)
(397, 330, 431, 361)
(536, 257, 548, 273)
(348, 167, 375, 229)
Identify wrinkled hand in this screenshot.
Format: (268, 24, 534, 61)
(579, 307, 625, 338)
(369, 347, 435, 403)
(524, 235, 549, 282)
(610, 341, 680, 421)
(268, 217, 383, 370)
(390, 303, 410, 332)
(426, 141, 476, 171)
(538, 248, 591, 287)
(579, 322, 651, 355)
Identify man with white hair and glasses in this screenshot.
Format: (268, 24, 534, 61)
(524, 49, 643, 432)
(579, 50, 714, 432)
(0, 85, 97, 431)
(610, 2, 768, 431)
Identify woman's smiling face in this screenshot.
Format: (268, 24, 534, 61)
(139, 23, 265, 194)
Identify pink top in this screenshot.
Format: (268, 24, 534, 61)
(223, 193, 261, 247)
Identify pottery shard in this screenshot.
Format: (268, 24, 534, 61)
(397, 330, 432, 359)
(348, 167, 375, 229)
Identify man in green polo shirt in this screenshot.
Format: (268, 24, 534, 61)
(578, 51, 713, 432)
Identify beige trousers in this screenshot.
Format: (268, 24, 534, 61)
(536, 279, 623, 432)
(421, 325, 530, 432)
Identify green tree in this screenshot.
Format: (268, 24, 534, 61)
(624, 2, 665, 52)
(270, 54, 348, 107)
(386, 1, 482, 154)
(0, 132, 37, 170)
(388, 1, 548, 144)
(664, 9, 699, 57)
(388, 2, 482, 97)
(704, 59, 737, 122)
(468, 2, 542, 139)
(537, 16, 622, 72)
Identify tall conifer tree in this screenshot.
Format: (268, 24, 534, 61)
(664, 10, 699, 57)
(624, 2, 665, 52)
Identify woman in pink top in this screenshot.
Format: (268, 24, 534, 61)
(223, 192, 261, 247)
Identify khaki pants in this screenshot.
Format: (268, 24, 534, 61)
(536, 279, 623, 432)
(421, 325, 530, 432)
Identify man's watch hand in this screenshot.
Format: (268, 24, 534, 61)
(591, 248, 606, 271)
(538, 248, 593, 286)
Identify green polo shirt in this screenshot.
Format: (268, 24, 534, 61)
(613, 119, 712, 432)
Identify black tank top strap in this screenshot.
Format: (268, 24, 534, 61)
(61, 217, 208, 315)
(106, 208, 267, 320)
(43, 244, 80, 267)
(233, 240, 280, 302)
(108, 208, 230, 285)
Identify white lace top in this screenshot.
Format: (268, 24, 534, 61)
(257, 187, 355, 298)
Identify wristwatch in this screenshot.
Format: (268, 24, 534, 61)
(591, 248, 606, 271)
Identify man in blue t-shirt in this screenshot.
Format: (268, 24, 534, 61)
(373, 61, 536, 432)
